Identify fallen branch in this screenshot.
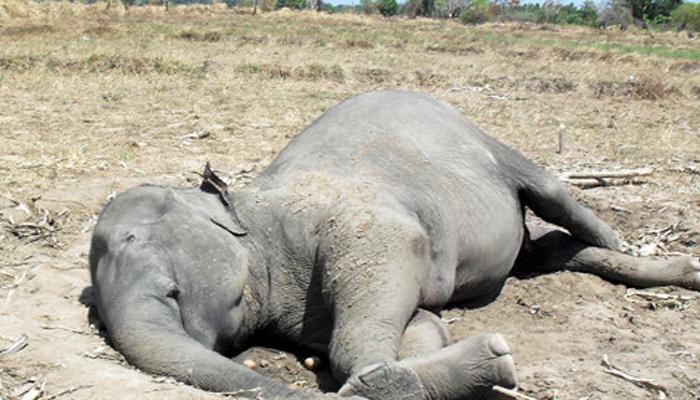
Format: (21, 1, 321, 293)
(492, 386, 537, 400)
(562, 168, 654, 180)
(219, 387, 263, 399)
(0, 334, 28, 357)
(0, 266, 37, 290)
(13, 379, 45, 400)
(624, 289, 694, 310)
(44, 385, 93, 400)
(41, 325, 91, 336)
(562, 177, 648, 189)
(601, 355, 668, 398)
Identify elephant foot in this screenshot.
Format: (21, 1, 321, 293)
(337, 362, 425, 400)
(401, 333, 517, 400)
(667, 256, 700, 290)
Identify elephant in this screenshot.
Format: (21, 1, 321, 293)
(89, 91, 700, 400)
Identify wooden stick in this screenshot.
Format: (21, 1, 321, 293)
(601, 355, 668, 398)
(492, 386, 537, 400)
(45, 385, 93, 400)
(562, 168, 654, 180)
(0, 335, 28, 357)
(562, 177, 649, 189)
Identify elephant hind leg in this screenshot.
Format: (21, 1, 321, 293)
(519, 171, 622, 251)
(523, 223, 700, 290)
(398, 333, 517, 400)
(399, 309, 450, 360)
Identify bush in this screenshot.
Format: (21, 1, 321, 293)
(555, 1, 598, 26)
(624, 0, 682, 23)
(598, 0, 634, 27)
(503, 4, 546, 23)
(378, 0, 398, 15)
(360, 0, 377, 13)
(276, 0, 305, 9)
(459, 0, 494, 23)
(434, 0, 468, 18)
(671, 3, 700, 31)
(399, 0, 421, 16)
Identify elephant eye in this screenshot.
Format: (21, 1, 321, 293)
(166, 287, 180, 301)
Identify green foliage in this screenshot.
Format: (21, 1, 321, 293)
(490, 1, 600, 26)
(402, 0, 435, 16)
(624, 0, 682, 22)
(275, 0, 305, 9)
(598, 0, 634, 27)
(503, 3, 546, 23)
(421, 0, 436, 15)
(360, 0, 376, 13)
(460, 0, 494, 24)
(671, 3, 700, 31)
(321, 2, 338, 12)
(555, 2, 598, 26)
(378, 0, 398, 15)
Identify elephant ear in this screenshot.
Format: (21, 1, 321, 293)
(200, 162, 248, 236)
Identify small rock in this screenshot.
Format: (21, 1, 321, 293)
(303, 356, 321, 371)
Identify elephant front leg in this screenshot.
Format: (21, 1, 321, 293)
(325, 218, 516, 400)
(335, 307, 517, 400)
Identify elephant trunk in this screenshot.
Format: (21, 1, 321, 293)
(103, 294, 296, 397)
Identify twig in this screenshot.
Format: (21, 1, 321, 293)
(0, 335, 28, 356)
(40, 325, 91, 335)
(492, 385, 537, 400)
(219, 387, 263, 398)
(562, 168, 654, 180)
(624, 289, 694, 310)
(34, 196, 90, 211)
(562, 177, 648, 189)
(44, 385, 93, 400)
(601, 354, 668, 398)
(0, 266, 36, 290)
(16, 379, 45, 400)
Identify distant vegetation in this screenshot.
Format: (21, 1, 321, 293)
(23, 0, 700, 31)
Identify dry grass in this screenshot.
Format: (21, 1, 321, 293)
(0, 3, 699, 399)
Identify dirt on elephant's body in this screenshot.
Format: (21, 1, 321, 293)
(1, 6, 700, 400)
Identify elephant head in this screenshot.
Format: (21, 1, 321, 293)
(88, 166, 292, 395)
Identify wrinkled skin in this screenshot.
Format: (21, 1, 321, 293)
(90, 91, 700, 400)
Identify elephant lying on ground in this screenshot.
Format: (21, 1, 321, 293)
(90, 91, 700, 400)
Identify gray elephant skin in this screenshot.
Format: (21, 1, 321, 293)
(90, 91, 700, 400)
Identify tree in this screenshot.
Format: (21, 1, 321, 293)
(435, 0, 469, 18)
(598, 0, 634, 27)
(671, 2, 700, 30)
(624, 0, 682, 23)
(378, 0, 399, 15)
(460, 0, 494, 23)
(361, 0, 376, 13)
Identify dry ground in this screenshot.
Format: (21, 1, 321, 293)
(1, 4, 699, 399)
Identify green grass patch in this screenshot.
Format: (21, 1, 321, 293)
(477, 32, 700, 60)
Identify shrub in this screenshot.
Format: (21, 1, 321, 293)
(555, 1, 598, 26)
(671, 3, 700, 31)
(261, 0, 276, 11)
(378, 0, 398, 16)
(503, 4, 546, 23)
(598, 0, 634, 27)
(434, 0, 468, 18)
(360, 0, 377, 13)
(276, 0, 305, 9)
(460, 0, 494, 24)
(624, 0, 682, 23)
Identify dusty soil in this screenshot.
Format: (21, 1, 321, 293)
(1, 5, 699, 399)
